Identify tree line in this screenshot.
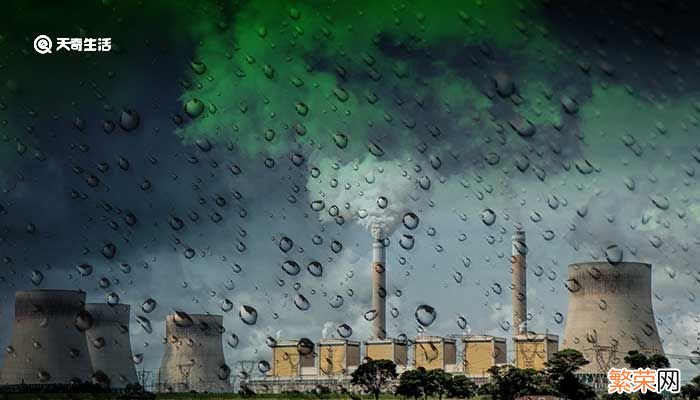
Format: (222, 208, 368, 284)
(350, 349, 700, 400)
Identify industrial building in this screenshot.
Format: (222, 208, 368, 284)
(157, 313, 231, 393)
(463, 336, 507, 378)
(561, 262, 664, 374)
(318, 339, 360, 376)
(270, 340, 317, 378)
(413, 336, 458, 372)
(364, 338, 408, 370)
(513, 333, 559, 370)
(85, 303, 138, 389)
(0, 290, 94, 385)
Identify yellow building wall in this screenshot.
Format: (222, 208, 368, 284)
(366, 343, 394, 361)
(319, 345, 346, 375)
(515, 341, 547, 371)
(464, 341, 495, 376)
(272, 346, 300, 377)
(414, 342, 443, 370)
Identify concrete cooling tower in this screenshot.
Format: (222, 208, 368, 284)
(561, 262, 664, 374)
(0, 290, 93, 385)
(158, 313, 231, 393)
(85, 303, 138, 388)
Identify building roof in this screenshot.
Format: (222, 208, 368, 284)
(513, 333, 559, 342)
(463, 335, 507, 342)
(414, 336, 456, 344)
(319, 338, 360, 346)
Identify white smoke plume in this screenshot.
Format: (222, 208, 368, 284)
(307, 157, 420, 239)
(321, 321, 334, 339)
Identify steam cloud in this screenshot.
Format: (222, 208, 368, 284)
(307, 157, 421, 239)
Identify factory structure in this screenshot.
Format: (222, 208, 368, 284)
(0, 229, 668, 394)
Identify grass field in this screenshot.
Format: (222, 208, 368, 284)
(0, 394, 493, 400)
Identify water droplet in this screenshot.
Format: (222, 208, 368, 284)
(481, 209, 496, 226)
(454, 316, 467, 330)
(220, 299, 234, 312)
(257, 360, 271, 374)
(106, 292, 120, 306)
(297, 338, 314, 355)
(310, 200, 325, 212)
(399, 234, 415, 250)
(141, 298, 157, 313)
(282, 260, 301, 276)
(227, 333, 239, 349)
(402, 212, 419, 230)
(239, 305, 258, 325)
(337, 323, 353, 338)
(553, 312, 564, 324)
(279, 236, 294, 253)
(364, 310, 378, 322)
(415, 304, 437, 327)
(329, 295, 344, 309)
(30, 270, 43, 286)
(76, 263, 93, 277)
(119, 109, 140, 132)
(605, 244, 623, 265)
(307, 261, 323, 277)
(294, 294, 310, 311)
(136, 316, 152, 334)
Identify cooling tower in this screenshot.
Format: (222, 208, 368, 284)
(561, 262, 664, 374)
(512, 229, 527, 334)
(84, 303, 137, 388)
(371, 228, 387, 339)
(0, 290, 93, 385)
(158, 313, 231, 393)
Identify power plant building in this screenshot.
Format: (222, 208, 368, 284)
(561, 262, 664, 374)
(158, 313, 231, 393)
(270, 340, 316, 378)
(318, 339, 360, 376)
(84, 303, 137, 389)
(0, 290, 94, 385)
(514, 333, 559, 371)
(463, 336, 507, 377)
(364, 339, 408, 370)
(413, 336, 457, 372)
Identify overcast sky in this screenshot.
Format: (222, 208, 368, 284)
(0, 0, 699, 385)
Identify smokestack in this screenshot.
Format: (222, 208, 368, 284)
(85, 303, 138, 389)
(511, 229, 527, 335)
(562, 262, 664, 374)
(371, 225, 387, 339)
(0, 290, 94, 385)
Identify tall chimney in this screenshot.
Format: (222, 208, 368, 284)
(371, 225, 387, 339)
(511, 229, 527, 335)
